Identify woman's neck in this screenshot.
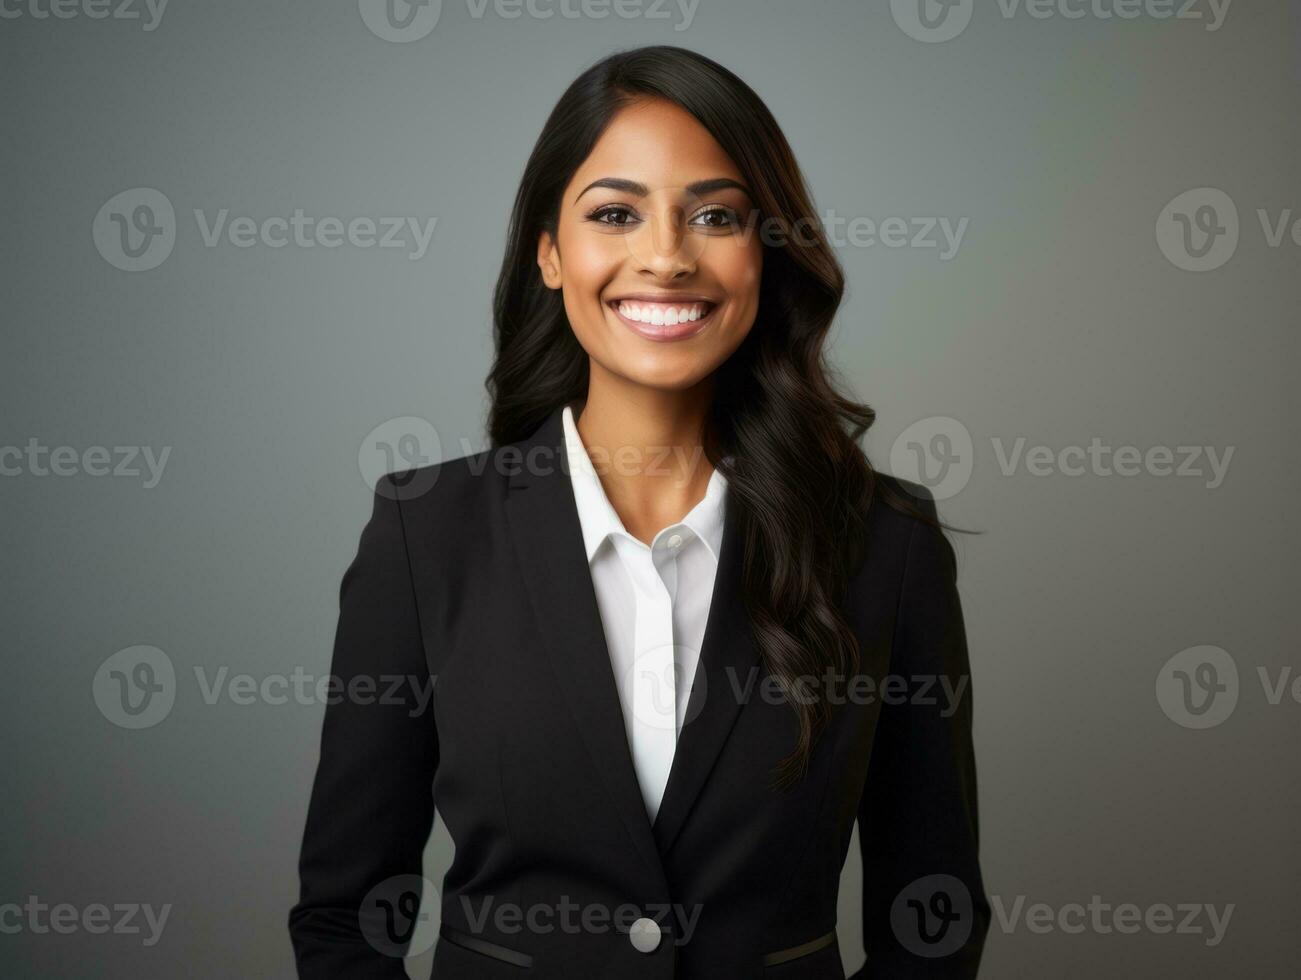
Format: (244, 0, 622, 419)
(571, 376, 717, 545)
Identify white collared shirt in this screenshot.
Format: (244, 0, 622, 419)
(561, 402, 728, 823)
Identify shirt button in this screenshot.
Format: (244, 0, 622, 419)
(629, 916, 661, 953)
(666, 533, 683, 550)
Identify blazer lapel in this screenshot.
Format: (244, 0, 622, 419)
(503, 403, 761, 874)
(503, 405, 669, 892)
(651, 493, 759, 855)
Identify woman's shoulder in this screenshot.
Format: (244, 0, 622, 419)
(867, 471, 939, 530)
(849, 470, 950, 585)
(374, 444, 514, 527)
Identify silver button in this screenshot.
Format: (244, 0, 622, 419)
(629, 916, 661, 953)
(666, 533, 683, 550)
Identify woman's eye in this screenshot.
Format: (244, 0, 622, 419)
(588, 205, 638, 227)
(586, 204, 741, 229)
(692, 206, 740, 229)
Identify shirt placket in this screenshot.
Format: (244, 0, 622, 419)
(625, 535, 680, 821)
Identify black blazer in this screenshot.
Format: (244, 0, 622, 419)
(288, 404, 991, 979)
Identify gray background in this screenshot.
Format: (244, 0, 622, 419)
(2, 0, 1297, 976)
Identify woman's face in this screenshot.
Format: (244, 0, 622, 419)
(537, 97, 763, 392)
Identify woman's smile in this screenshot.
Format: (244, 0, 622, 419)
(606, 294, 719, 342)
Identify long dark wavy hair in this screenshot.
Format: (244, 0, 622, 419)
(486, 45, 952, 791)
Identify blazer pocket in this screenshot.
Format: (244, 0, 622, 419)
(438, 923, 534, 968)
(762, 927, 838, 968)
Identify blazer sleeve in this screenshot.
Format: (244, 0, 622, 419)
(851, 489, 991, 978)
(288, 474, 439, 978)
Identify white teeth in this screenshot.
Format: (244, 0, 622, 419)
(615, 301, 712, 326)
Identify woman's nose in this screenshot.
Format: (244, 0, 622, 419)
(626, 195, 705, 275)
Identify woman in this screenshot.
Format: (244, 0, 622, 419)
(289, 45, 990, 979)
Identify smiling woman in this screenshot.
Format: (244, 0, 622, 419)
(289, 44, 990, 980)
(534, 96, 762, 391)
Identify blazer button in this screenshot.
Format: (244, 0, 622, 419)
(629, 916, 661, 953)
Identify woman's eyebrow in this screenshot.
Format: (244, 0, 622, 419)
(574, 176, 752, 204)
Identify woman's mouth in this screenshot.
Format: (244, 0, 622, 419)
(607, 298, 717, 342)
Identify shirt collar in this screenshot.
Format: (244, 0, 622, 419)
(562, 402, 728, 565)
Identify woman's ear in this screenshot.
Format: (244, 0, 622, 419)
(536, 230, 561, 289)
